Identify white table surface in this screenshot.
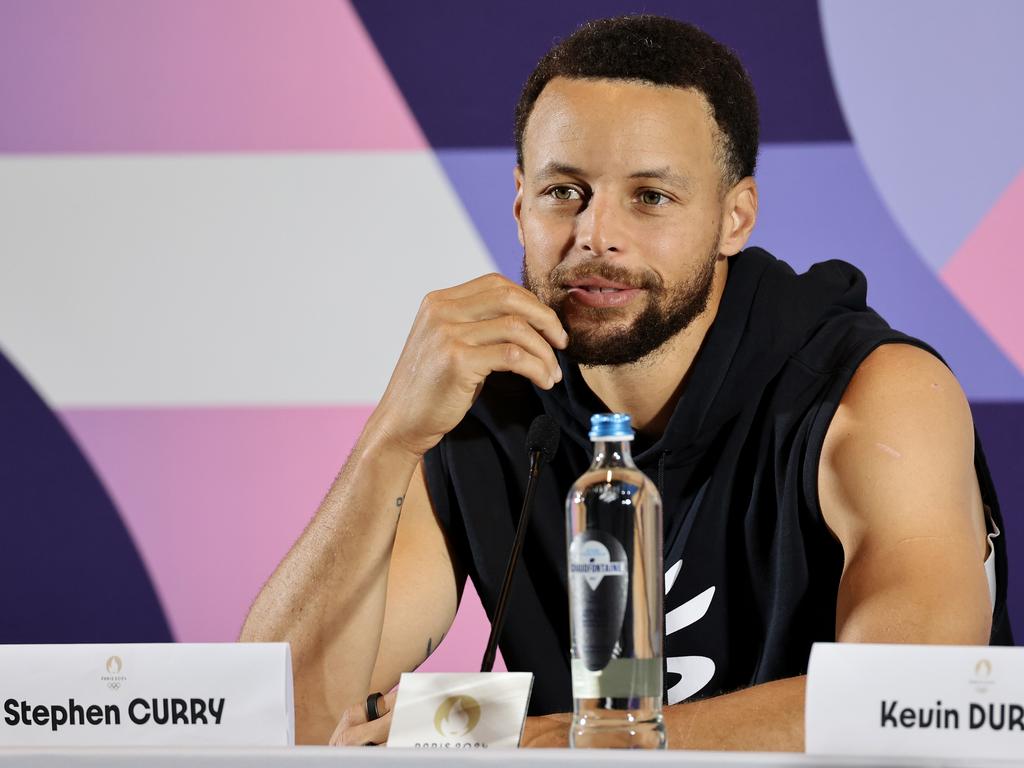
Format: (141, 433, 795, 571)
(0, 747, 1020, 768)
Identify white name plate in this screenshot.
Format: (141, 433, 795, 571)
(807, 642, 1024, 760)
(0, 643, 293, 746)
(388, 672, 533, 749)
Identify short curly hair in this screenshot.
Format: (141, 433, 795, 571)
(514, 15, 759, 188)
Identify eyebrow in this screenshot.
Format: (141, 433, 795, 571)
(533, 162, 693, 193)
(534, 161, 586, 181)
(628, 167, 694, 194)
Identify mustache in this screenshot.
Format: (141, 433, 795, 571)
(546, 261, 663, 292)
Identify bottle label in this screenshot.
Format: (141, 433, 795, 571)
(569, 539, 626, 590)
(569, 531, 629, 673)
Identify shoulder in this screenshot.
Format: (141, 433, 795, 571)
(828, 343, 973, 452)
(819, 342, 979, 547)
(817, 343, 992, 643)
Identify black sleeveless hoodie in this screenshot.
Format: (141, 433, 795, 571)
(423, 247, 1012, 715)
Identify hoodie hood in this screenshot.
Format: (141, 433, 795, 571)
(537, 247, 873, 469)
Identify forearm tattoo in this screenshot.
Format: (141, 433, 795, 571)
(423, 631, 446, 665)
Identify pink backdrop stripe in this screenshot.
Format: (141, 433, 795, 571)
(941, 168, 1024, 375)
(58, 405, 497, 672)
(0, 0, 426, 152)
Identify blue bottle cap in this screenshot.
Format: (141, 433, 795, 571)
(589, 413, 634, 441)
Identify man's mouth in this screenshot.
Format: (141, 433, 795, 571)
(563, 278, 644, 307)
(565, 278, 638, 294)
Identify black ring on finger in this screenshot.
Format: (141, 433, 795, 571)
(365, 691, 384, 722)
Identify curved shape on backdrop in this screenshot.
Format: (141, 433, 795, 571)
(354, 0, 849, 148)
(820, 0, 1024, 375)
(819, 0, 1024, 273)
(0, 349, 172, 642)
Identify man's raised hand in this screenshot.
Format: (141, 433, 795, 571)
(369, 273, 568, 459)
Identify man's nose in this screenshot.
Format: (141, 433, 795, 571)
(575, 193, 623, 256)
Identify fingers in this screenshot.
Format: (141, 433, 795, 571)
(419, 276, 567, 391)
(375, 271, 570, 455)
(462, 285, 568, 351)
(429, 272, 518, 301)
(458, 316, 562, 384)
(332, 711, 392, 747)
(329, 690, 398, 747)
(380, 689, 398, 718)
(425, 275, 568, 351)
(456, 340, 559, 390)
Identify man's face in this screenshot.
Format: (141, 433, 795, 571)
(516, 77, 728, 367)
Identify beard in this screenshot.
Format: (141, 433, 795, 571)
(521, 240, 719, 367)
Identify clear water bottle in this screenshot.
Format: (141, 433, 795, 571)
(566, 413, 665, 749)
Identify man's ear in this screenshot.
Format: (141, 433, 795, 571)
(719, 176, 758, 257)
(513, 166, 525, 247)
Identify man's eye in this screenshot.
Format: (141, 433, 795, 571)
(549, 186, 581, 201)
(639, 190, 669, 206)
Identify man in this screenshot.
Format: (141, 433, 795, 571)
(240, 15, 1010, 750)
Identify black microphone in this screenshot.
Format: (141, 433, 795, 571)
(480, 415, 560, 673)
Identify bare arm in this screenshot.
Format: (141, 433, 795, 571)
(524, 343, 993, 750)
(239, 434, 453, 744)
(819, 344, 990, 646)
(240, 274, 567, 745)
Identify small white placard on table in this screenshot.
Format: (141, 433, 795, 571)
(806, 642, 1024, 760)
(0, 643, 293, 746)
(388, 672, 533, 749)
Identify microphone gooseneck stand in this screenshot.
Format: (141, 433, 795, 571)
(480, 415, 559, 673)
